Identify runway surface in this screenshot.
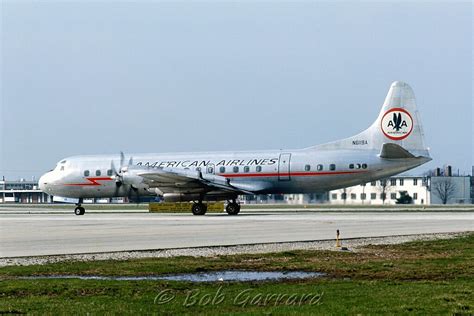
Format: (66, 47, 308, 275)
(1, 212, 473, 257)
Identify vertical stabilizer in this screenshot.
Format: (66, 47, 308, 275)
(313, 81, 430, 158)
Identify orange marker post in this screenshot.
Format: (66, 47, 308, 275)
(335, 229, 341, 248)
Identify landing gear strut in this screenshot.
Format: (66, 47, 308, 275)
(191, 202, 207, 216)
(226, 200, 240, 215)
(74, 199, 85, 216)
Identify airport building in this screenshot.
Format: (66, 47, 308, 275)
(0, 179, 51, 203)
(329, 175, 472, 205)
(329, 176, 429, 205)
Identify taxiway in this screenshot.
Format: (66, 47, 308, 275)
(1, 211, 472, 257)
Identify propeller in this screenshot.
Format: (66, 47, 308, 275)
(111, 152, 134, 198)
(127, 184, 141, 205)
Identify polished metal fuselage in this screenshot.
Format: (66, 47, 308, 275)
(39, 148, 429, 199)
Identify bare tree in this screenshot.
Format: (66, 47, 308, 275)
(341, 187, 353, 205)
(432, 178, 456, 204)
(376, 178, 392, 205)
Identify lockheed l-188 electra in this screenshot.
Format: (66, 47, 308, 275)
(39, 81, 431, 215)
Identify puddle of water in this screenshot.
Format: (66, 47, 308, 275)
(19, 270, 324, 282)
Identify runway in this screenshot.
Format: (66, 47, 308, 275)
(1, 212, 473, 257)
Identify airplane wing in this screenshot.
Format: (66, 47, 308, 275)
(135, 167, 256, 195)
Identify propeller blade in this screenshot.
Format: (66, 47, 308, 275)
(111, 160, 118, 175)
(120, 151, 125, 169)
(126, 184, 140, 205)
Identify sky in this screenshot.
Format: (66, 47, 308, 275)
(0, 0, 472, 180)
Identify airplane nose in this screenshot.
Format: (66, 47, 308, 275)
(38, 172, 50, 192)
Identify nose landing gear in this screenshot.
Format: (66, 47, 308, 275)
(74, 199, 85, 215)
(74, 206, 85, 215)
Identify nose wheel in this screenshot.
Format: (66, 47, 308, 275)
(74, 202, 85, 216)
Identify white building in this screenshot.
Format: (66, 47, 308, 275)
(329, 176, 471, 205)
(329, 176, 430, 205)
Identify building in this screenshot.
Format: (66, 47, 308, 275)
(329, 175, 472, 205)
(329, 176, 430, 205)
(0, 179, 51, 203)
(471, 166, 474, 203)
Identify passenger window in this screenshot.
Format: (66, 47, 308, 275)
(60, 166, 65, 171)
(244, 166, 250, 173)
(317, 164, 323, 171)
(84, 170, 90, 177)
(349, 164, 354, 169)
(305, 165, 311, 171)
(196, 167, 201, 172)
(256, 166, 262, 172)
(330, 164, 336, 171)
(233, 166, 239, 173)
(356, 163, 361, 169)
(96, 170, 101, 176)
(107, 169, 113, 176)
(219, 166, 226, 173)
(362, 163, 368, 169)
(207, 167, 214, 174)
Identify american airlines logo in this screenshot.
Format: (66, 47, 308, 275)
(381, 108, 413, 140)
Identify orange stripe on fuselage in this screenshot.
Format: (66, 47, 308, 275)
(64, 177, 113, 186)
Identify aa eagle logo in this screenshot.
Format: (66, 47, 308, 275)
(381, 108, 413, 140)
(388, 113, 407, 131)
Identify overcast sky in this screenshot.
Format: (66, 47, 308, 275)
(1, 1, 472, 180)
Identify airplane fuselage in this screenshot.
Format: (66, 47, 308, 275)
(41, 148, 427, 199)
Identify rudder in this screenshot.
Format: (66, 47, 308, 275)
(313, 81, 430, 158)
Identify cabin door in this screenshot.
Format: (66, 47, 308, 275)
(278, 153, 291, 181)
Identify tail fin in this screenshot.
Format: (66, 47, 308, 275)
(313, 81, 430, 158)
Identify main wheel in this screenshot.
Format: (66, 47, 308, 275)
(191, 203, 207, 216)
(74, 207, 85, 216)
(226, 202, 240, 215)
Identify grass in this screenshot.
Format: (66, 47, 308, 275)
(0, 234, 473, 314)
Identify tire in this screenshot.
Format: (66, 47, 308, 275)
(192, 203, 207, 216)
(226, 203, 240, 215)
(74, 207, 85, 216)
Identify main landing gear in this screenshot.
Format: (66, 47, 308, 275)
(225, 200, 240, 215)
(191, 202, 207, 216)
(191, 200, 241, 215)
(74, 199, 85, 216)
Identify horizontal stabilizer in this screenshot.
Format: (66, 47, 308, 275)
(380, 143, 416, 159)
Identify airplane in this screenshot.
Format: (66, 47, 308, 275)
(39, 81, 431, 216)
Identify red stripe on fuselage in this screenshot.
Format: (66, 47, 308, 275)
(64, 177, 113, 186)
(220, 171, 367, 178)
(63, 171, 366, 186)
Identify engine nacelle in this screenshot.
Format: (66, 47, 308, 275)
(162, 193, 200, 202)
(163, 192, 237, 202)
